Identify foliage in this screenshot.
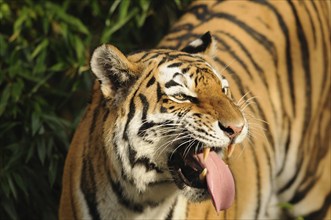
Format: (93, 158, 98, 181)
(0, 0, 191, 219)
(278, 203, 304, 220)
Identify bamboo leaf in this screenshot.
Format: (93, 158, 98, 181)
(31, 112, 41, 136)
(7, 175, 18, 200)
(101, 8, 139, 43)
(12, 173, 28, 197)
(30, 39, 49, 59)
(37, 138, 46, 164)
(0, 84, 11, 116)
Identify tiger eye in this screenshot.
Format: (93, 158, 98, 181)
(174, 93, 186, 101)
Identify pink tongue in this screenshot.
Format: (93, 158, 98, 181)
(196, 151, 235, 212)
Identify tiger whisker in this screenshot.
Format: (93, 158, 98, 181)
(236, 91, 252, 106)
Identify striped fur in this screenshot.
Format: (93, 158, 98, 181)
(60, 1, 330, 219)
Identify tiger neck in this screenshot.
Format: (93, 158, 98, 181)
(83, 91, 186, 219)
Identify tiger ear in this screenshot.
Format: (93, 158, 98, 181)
(90, 44, 140, 99)
(181, 31, 216, 56)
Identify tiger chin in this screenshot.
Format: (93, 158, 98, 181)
(59, 32, 248, 220)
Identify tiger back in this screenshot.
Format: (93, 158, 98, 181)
(59, 1, 330, 219)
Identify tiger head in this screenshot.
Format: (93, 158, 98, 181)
(90, 32, 248, 212)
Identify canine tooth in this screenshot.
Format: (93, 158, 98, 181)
(227, 144, 235, 158)
(203, 147, 211, 161)
(199, 168, 208, 181)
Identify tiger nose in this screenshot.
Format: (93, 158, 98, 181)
(218, 121, 243, 139)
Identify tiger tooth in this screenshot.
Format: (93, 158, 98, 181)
(203, 147, 211, 161)
(199, 168, 208, 181)
(227, 144, 235, 158)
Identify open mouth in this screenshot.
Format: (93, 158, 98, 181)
(168, 139, 236, 212)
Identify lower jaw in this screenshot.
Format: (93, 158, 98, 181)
(180, 184, 210, 203)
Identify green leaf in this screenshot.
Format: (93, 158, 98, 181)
(0, 2, 11, 20)
(1, 175, 11, 197)
(37, 138, 46, 164)
(30, 39, 49, 60)
(0, 84, 11, 116)
(278, 202, 294, 211)
(12, 173, 28, 197)
(49, 158, 58, 186)
(11, 79, 24, 102)
(136, 0, 151, 27)
(0, 34, 7, 56)
(101, 8, 139, 42)
(10, 10, 27, 41)
(31, 111, 41, 136)
(46, 2, 89, 35)
(29, 71, 54, 95)
(7, 175, 18, 200)
(25, 143, 35, 163)
(109, 0, 121, 15)
(118, 0, 130, 21)
(2, 197, 18, 220)
(49, 63, 66, 72)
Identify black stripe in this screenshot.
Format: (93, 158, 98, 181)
(148, 179, 173, 187)
(165, 198, 177, 220)
(156, 82, 163, 101)
(133, 156, 163, 173)
(216, 30, 264, 76)
(303, 192, 331, 220)
(69, 163, 78, 220)
(182, 31, 212, 54)
(139, 94, 149, 121)
(138, 52, 151, 62)
(167, 62, 183, 68)
(146, 76, 156, 88)
(311, 1, 329, 102)
(157, 56, 168, 67)
(129, 94, 162, 173)
(110, 143, 163, 213)
(128, 144, 138, 168)
(301, 1, 317, 47)
(81, 158, 101, 220)
(102, 108, 110, 122)
(278, 155, 304, 194)
(106, 161, 164, 213)
(123, 96, 136, 141)
(276, 117, 291, 177)
(187, 4, 212, 22)
(89, 99, 102, 136)
(165, 80, 182, 88)
(288, 0, 312, 130)
(146, 53, 163, 62)
(251, 145, 261, 218)
(288, 176, 319, 205)
(253, 0, 295, 116)
(287, 95, 330, 203)
(113, 141, 131, 183)
(107, 169, 144, 213)
(214, 35, 254, 80)
(214, 11, 277, 64)
(100, 136, 143, 213)
(138, 121, 156, 139)
(278, 0, 313, 194)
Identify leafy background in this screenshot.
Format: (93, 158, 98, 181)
(0, 0, 192, 219)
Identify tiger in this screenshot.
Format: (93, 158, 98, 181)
(59, 0, 330, 219)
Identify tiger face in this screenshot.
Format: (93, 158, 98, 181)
(91, 32, 248, 212)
